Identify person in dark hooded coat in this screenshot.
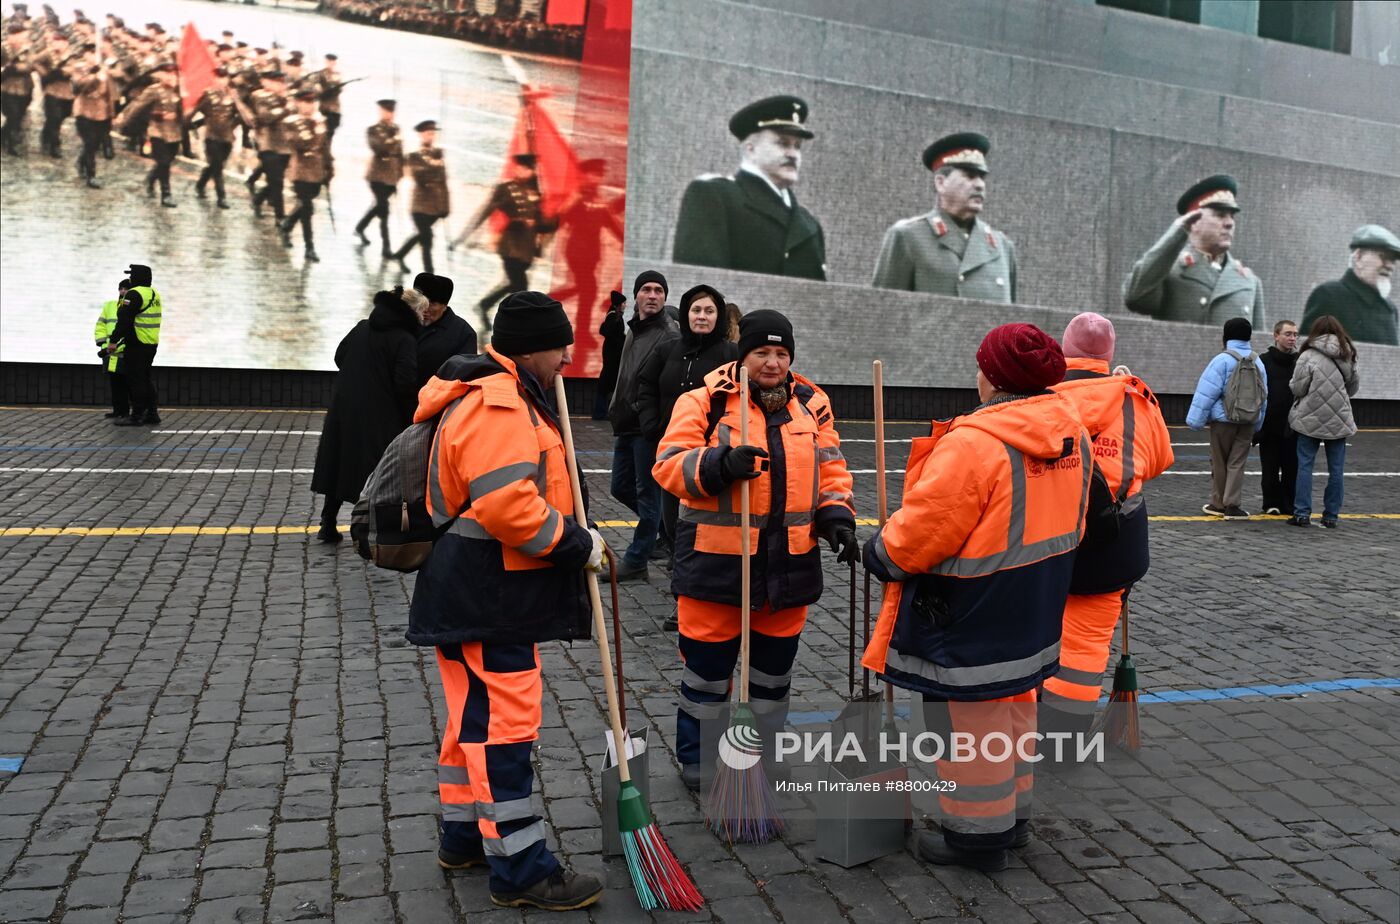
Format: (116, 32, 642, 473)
(637, 283, 739, 589)
(312, 286, 424, 542)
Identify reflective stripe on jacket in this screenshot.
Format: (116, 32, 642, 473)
(862, 391, 1092, 700)
(129, 285, 162, 345)
(653, 362, 856, 611)
(94, 298, 120, 345)
(407, 347, 592, 646)
(1052, 358, 1175, 594)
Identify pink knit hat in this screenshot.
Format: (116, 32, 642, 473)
(1061, 312, 1116, 362)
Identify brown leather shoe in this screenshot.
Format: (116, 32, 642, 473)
(491, 869, 603, 911)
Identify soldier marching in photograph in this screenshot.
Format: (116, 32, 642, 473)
(33, 26, 75, 157)
(249, 68, 291, 220)
(390, 119, 449, 275)
(454, 152, 556, 335)
(1, 22, 35, 156)
(354, 98, 402, 257)
(113, 61, 181, 207)
(280, 89, 332, 263)
(312, 52, 343, 141)
(191, 66, 244, 209)
(70, 39, 111, 187)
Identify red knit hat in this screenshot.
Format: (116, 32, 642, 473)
(976, 323, 1066, 393)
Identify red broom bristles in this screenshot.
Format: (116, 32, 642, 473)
(622, 823, 705, 911)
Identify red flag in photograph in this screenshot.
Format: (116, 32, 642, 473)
(490, 94, 580, 235)
(177, 23, 217, 113)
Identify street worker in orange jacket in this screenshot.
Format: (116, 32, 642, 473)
(862, 323, 1091, 872)
(1042, 313, 1174, 735)
(653, 309, 858, 791)
(407, 291, 606, 912)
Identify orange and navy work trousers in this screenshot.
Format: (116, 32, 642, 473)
(1040, 587, 1129, 735)
(921, 690, 1037, 851)
(676, 596, 807, 767)
(435, 642, 558, 893)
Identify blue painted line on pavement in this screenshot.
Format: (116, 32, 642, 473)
(1, 446, 246, 453)
(1139, 677, 1400, 703)
(0, 757, 22, 773)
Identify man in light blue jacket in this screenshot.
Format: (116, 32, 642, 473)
(1186, 317, 1267, 519)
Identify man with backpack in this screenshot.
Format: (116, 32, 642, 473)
(404, 291, 606, 912)
(1186, 317, 1268, 519)
(1043, 313, 1174, 734)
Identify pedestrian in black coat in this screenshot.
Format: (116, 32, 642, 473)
(411, 273, 477, 386)
(312, 287, 423, 542)
(636, 284, 739, 581)
(1254, 320, 1300, 514)
(594, 290, 626, 419)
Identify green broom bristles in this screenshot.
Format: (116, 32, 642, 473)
(1103, 652, 1140, 753)
(706, 704, 784, 843)
(616, 781, 704, 911)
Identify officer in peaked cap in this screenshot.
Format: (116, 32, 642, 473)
(672, 93, 826, 280)
(872, 131, 1018, 302)
(1124, 173, 1263, 329)
(1300, 223, 1400, 346)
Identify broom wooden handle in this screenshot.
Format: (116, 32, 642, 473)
(874, 360, 895, 722)
(606, 546, 625, 727)
(554, 376, 632, 784)
(1120, 596, 1130, 658)
(739, 366, 751, 704)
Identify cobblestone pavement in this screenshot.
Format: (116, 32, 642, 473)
(1, 405, 1397, 923)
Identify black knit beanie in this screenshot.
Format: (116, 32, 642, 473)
(1222, 317, 1252, 345)
(633, 269, 668, 298)
(738, 309, 796, 359)
(491, 291, 574, 355)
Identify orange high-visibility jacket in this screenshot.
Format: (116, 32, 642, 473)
(862, 392, 1092, 699)
(407, 348, 592, 646)
(653, 362, 856, 610)
(1052, 357, 1175, 594)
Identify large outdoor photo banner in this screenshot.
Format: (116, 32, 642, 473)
(0, 0, 630, 377)
(622, 0, 1400, 399)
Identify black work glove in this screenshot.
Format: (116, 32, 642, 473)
(817, 520, 859, 564)
(720, 445, 769, 483)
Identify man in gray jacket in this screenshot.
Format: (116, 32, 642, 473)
(1124, 174, 1263, 330)
(608, 270, 680, 580)
(871, 132, 1017, 302)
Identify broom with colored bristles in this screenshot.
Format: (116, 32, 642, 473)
(706, 366, 784, 844)
(1101, 596, 1140, 753)
(553, 376, 704, 912)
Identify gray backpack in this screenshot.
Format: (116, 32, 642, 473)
(1221, 350, 1265, 424)
(350, 398, 463, 572)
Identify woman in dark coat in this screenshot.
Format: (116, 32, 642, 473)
(312, 286, 424, 542)
(636, 284, 739, 587)
(594, 289, 627, 419)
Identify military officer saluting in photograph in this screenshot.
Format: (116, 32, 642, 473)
(390, 119, 450, 275)
(114, 62, 181, 207)
(1124, 174, 1264, 329)
(672, 94, 826, 280)
(191, 66, 242, 208)
(872, 132, 1018, 302)
(354, 98, 402, 257)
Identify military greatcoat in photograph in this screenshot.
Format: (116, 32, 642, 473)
(871, 210, 1017, 301)
(672, 170, 826, 280)
(1124, 223, 1264, 329)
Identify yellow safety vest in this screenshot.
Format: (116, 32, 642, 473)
(129, 286, 163, 345)
(94, 298, 123, 372)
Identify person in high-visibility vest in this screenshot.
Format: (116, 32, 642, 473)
(1042, 313, 1174, 735)
(653, 309, 858, 791)
(109, 263, 162, 426)
(408, 291, 605, 912)
(94, 278, 130, 419)
(862, 323, 1090, 872)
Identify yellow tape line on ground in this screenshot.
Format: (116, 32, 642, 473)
(3, 515, 1398, 537)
